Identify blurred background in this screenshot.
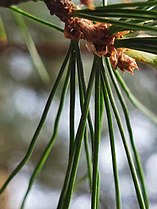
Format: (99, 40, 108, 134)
(0, 0, 157, 208)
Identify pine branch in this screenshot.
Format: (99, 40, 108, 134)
(0, 0, 38, 7)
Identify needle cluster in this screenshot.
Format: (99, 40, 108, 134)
(45, 0, 138, 73)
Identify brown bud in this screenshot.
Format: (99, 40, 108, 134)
(80, 0, 95, 10)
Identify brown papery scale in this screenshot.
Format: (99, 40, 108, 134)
(44, 0, 138, 74)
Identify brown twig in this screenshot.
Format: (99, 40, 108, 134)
(0, 0, 37, 7)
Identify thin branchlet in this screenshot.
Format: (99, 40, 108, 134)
(0, 0, 37, 7)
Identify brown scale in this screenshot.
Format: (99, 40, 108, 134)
(44, 0, 138, 74)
